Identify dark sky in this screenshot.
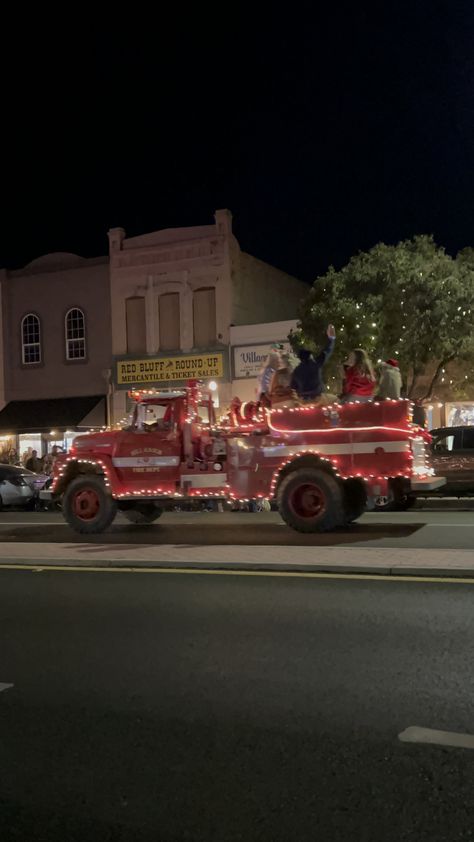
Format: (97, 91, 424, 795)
(2, 3, 473, 282)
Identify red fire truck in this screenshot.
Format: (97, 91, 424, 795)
(45, 382, 444, 534)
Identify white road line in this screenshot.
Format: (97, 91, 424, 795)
(0, 682, 14, 693)
(399, 726, 474, 750)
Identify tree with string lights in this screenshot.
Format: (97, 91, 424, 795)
(293, 236, 474, 399)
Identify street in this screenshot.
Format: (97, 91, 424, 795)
(0, 504, 474, 549)
(1, 568, 473, 841)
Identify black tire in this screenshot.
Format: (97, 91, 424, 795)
(374, 493, 416, 512)
(343, 478, 367, 523)
(63, 475, 117, 534)
(394, 494, 416, 511)
(122, 504, 163, 524)
(277, 468, 345, 533)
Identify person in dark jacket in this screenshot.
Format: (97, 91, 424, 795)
(291, 325, 336, 401)
(25, 449, 43, 473)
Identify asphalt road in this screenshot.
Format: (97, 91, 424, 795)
(1, 569, 473, 841)
(0, 505, 473, 548)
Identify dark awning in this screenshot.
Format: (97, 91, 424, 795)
(0, 395, 106, 433)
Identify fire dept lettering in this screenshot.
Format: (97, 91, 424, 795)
(116, 354, 224, 385)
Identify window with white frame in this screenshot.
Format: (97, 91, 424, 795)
(65, 308, 86, 360)
(21, 314, 41, 364)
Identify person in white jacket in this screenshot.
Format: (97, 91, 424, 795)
(377, 358, 402, 400)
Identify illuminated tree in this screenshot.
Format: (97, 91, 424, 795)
(293, 236, 474, 399)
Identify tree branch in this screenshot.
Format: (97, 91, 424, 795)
(422, 356, 455, 400)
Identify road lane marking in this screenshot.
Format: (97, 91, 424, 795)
(399, 726, 474, 750)
(0, 563, 474, 584)
(0, 683, 14, 693)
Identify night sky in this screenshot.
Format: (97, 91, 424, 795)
(2, 4, 473, 282)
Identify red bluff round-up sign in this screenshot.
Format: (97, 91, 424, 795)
(117, 353, 224, 386)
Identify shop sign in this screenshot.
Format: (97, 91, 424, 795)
(116, 352, 225, 386)
(233, 342, 291, 379)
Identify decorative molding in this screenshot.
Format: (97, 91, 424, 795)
(113, 239, 225, 270)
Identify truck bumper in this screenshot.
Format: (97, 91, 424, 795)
(411, 476, 446, 492)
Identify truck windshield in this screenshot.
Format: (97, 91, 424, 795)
(135, 402, 174, 431)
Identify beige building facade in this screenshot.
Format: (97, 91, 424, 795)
(109, 209, 307, 421)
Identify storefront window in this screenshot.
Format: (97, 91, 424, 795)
(18, 434, 43, 464)
(64, 433, 77, 452)
(446, 402, 474, 427)
(0, 435, 16, 464)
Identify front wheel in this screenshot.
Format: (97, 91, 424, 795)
(121, 504, 163, 524)
(277, 468, 345, 533)
(63, 476, 117, 534)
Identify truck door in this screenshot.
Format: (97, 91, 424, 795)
(112, 401, 182, 494)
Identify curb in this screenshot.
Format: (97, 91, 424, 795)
(1, 557, 474, 580)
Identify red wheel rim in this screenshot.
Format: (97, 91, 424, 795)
(73, 488, 100, 521)
(288, 482, 326, 519)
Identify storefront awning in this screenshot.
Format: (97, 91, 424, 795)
(0, 395, 106, 433)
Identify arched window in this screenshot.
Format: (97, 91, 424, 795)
(65, 308, 86, 360)
(159, 292, 180, 350)
(21, 314, 41, 364)
(126, 297, 146, 353)
(193, 287, 216, 347)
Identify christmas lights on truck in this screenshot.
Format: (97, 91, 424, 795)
(42, 382, 445, 534)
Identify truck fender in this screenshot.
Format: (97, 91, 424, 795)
(271, 452, 339, 498)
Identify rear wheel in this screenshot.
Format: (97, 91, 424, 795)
(63, 475, 117, 534)
(375, 494, 416, 512)
(277, 468, 345, 533)
(374, 479, 416, 512)
(121, 504, 163, 524)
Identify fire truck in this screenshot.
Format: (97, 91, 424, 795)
(45, 382, 444, 534)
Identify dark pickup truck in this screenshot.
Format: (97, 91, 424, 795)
(429, 426, 474, 496)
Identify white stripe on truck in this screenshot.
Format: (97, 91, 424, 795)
(262, 441, 408, 457)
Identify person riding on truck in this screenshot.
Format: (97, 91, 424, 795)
(291, 324, 336, 402)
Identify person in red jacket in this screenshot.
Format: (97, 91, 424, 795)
(341, 348, 377, 403)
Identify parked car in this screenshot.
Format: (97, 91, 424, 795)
(429, 426, 474, 495)
(374, 425, 474, 510)
(0, 464, 45, 509)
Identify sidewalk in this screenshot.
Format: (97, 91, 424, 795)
(1, 543, 474, 578)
